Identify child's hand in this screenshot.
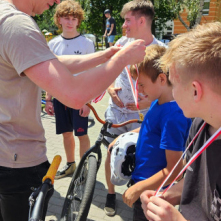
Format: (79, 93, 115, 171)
(138, 94, 151, 110)
(45, 101, 54, 116)
(107, 87, 124, 108)
(107, 135, 121, 154)
(123, 185, 141, 208)
(79, 104, 90, 117)
(125, 102, 138, 111)
(141, 193, 187, 221)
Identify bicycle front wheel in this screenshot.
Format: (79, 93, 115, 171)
(60, 154, 97, 221)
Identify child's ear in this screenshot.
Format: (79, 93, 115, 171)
(158, 73, 167, 85)
(140, 16, 145, 25)
(192, 81, 202, 102)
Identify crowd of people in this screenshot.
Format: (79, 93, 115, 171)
(1, 0, 221, 221)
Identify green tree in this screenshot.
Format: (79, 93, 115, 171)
(172, 0, 205, 31)
(33, 5, 57, 33)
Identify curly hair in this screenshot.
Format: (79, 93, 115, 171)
(54, 0, 84, 29)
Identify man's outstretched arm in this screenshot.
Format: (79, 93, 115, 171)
(24, 40, 146, 109)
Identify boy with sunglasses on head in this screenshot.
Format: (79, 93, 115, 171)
(109, 44, 192, 221)
(140, 21, 221, 221)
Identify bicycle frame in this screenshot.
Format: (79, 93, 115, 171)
(77, 120, 119, 176)
(60, 103, 142, 221)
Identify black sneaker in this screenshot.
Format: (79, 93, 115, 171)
(104, 194, 116, 216)
(55, 163, 76, 179)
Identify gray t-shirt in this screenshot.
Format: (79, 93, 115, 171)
(0, 0, 56, 168)
(180, 118, 221, 221)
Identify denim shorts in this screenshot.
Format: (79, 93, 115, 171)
(108, 35, 115, 43)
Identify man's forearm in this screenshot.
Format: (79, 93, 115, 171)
(57, 50, 111, 74)
(25, 40, 145, 110)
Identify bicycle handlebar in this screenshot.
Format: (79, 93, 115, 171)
(86, 103, 142, 127)
(42, 155, 62, 185)
(29, 155, 62, 221)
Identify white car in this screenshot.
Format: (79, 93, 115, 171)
(84, 34, 96, 45)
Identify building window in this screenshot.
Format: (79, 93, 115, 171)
(202, 0, 210, 16)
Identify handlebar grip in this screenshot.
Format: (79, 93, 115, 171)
(42, 155, 62, 185)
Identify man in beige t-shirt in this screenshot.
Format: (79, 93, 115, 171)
(0, 0, 146, 220)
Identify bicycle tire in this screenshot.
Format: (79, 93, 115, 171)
(60, 154, 97, 221)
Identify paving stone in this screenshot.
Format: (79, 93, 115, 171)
(43, 93, 133, 220)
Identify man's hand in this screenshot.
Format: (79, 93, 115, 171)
(79, 104, 90, 117)
(107, 87, 124, 108)
(45, 101, 54, 116)
(118, 39, 146, 65)
(123, 185, 141, 208)
(140, 191, 187, 221)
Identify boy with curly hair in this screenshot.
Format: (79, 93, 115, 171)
(45, 0, 95, 179)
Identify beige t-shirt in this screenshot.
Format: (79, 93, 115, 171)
(0, 1, 56, 168)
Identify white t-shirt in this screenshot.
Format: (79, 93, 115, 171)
(110, 36, 166, 114)
(48, 35, 95, 56)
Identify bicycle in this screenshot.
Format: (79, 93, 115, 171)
(28, 155, 62, 221)
(60, 103, 142, 221)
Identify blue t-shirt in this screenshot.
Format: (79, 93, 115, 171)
(132, 100, 192, 183)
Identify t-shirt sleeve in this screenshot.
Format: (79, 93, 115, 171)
(160, 112, 191, 151)
(86, 40, 95, 54)
(109, 18, 114, 26)
(2, 14, 56, 75)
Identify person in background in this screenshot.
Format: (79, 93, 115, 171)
(103, 9, 117, 47)
(45, 0, 95, 179)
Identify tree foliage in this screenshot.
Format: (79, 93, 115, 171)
(33, 0, 206, 36)
(170, 0, 205, 31)
(33, 5, 57, 33)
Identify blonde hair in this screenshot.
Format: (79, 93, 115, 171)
(120, 0, 154, 22)
(160, 22, 221, 93)
(130, 44, 169, 84)
(54, 0, 84, 29)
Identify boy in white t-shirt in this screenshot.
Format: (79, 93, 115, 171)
(45, 0, 95, 179)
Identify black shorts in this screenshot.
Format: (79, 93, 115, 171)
(53, 99, 88, 136)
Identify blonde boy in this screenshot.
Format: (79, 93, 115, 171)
(141, 22, 221, 221)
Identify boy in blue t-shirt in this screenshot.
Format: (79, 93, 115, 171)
(109, 44, 192, 221)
